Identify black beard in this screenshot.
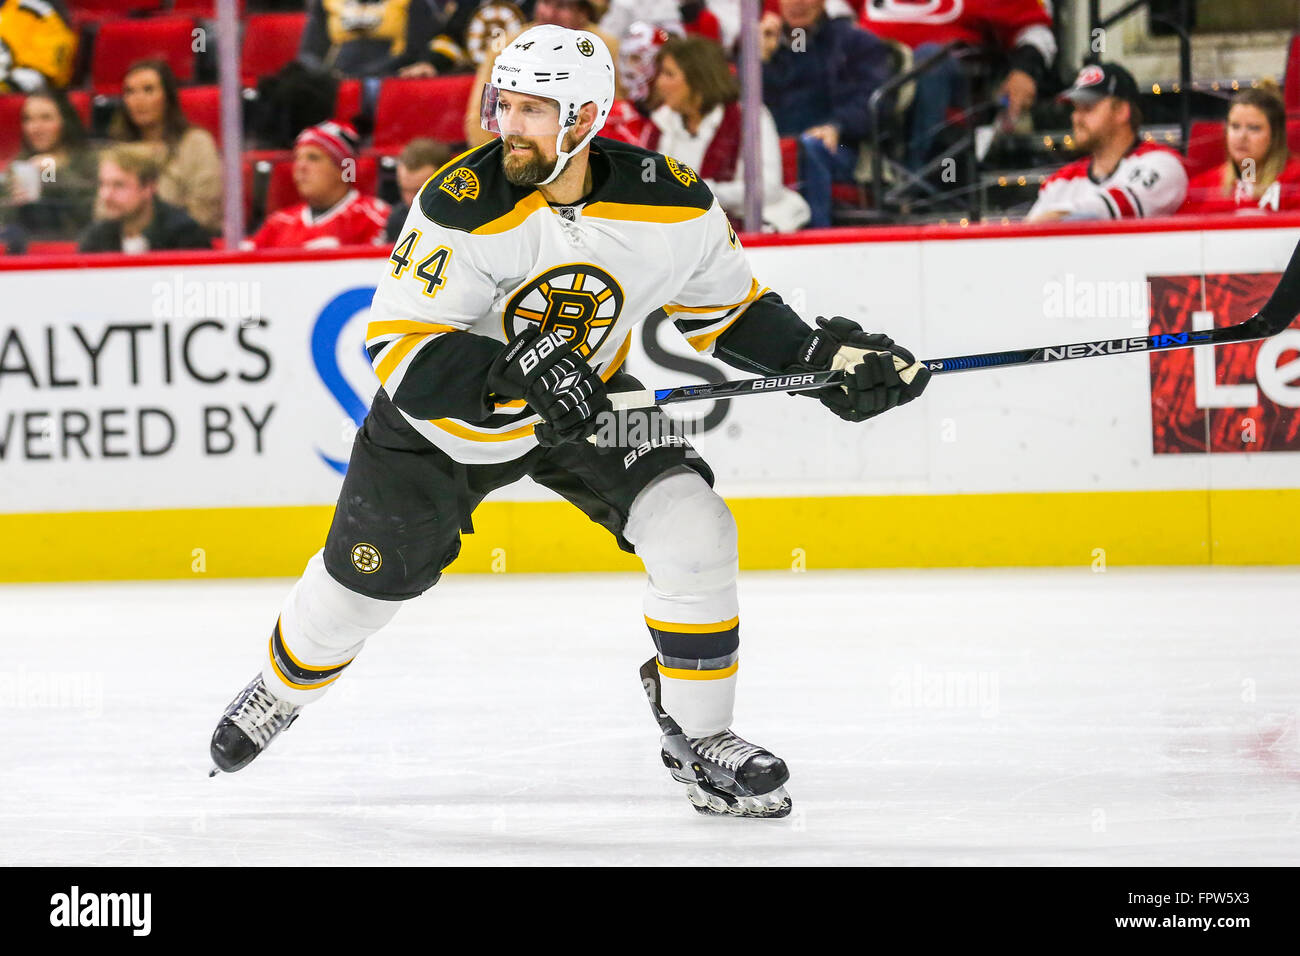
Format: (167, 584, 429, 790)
(503, 149, 558, 186)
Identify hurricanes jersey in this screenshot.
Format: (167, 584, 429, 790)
(365, 136, 769, 465)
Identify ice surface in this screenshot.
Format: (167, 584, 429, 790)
(2, 567, 1298, 866)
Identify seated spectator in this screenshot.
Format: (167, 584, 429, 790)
(1181, 83, 1300, 215)
(464, 0, 622, 147)
(244, 121, 390, 250)
(649, 35, 809, 231)
(421, 0, 528, 75)
(602, 0, 720, 45)
(384, 136, 452, 241)
(859, 0, 1056, 170)
(79, 145, 212, 254)
(761, 0, 892, 228)
(1026, 63, 1187, 222)
(108, 60, 223, 234)
(0, 0, 75, 92)
(600, 21, 673, 148)
(2, 88, 96, 240)
(298, 0, 444, 78)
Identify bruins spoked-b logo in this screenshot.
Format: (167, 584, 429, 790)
(440, 168, 480, 202)
(351, 543, 382, 574)
(504, 264, 625, 359)
(576, 37, 595, 57)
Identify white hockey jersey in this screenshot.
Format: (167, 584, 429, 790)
(1027, 141, 1189, 221)
(365, 136, 768, 465)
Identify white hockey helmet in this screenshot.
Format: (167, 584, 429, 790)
(481, 24, 616, 186)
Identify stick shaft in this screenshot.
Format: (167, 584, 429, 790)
(608, 313, 1287, 411)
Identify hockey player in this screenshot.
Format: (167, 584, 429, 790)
(209, 24, 930, 818)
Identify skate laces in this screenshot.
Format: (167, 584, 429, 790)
(688, 731, 763, 770)
(229, 679, 297, 748)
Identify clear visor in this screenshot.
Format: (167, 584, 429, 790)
(480, 83, 571, 135)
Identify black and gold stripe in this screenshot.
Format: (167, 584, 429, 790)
(645, 615, 739, 679)
(267, 619, 355, 692)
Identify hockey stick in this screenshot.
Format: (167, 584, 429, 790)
(607, 238, 1300, 411)
(605, 314, 1283, 410)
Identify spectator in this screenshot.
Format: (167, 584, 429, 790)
(1026, 63, 1187, 223)
(298, 0, 445, 78)
(761, 0, 892, 228)
(602, 1, 720, 45)
(244, 121, 390, 250)
(384, 137, 452, 241)
(600, 21, 673, 148)
(108, 60, 223, 234)
(464, 1, 622, 147)
(649, 35, 809, 231)
(859, 0, 1056, 170)
(0, 0, 76, 92)
(1181, 84, 1300, 215)
(420, 0, 528, 75)
(2, 88, 96, 240)
(79, 144, 212, 254)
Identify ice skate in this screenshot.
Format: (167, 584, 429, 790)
(639, 658, 792, 818)
(660, 728, 793, 818)
(208, 674, 301, 775)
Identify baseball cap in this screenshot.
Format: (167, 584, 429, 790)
(1058, 63, 1140, 106)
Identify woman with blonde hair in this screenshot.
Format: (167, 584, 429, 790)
(1181, 82, 1300, 214)
(107, 59, 223, 233)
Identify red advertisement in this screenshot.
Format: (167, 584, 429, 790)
(1149, 272, 1300, 454)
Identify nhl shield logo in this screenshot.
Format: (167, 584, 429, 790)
(576, 37, 595, 57)
(440, 168, 480, 202)
(665, 156, 698, 187)
(504, 263, 625, 359)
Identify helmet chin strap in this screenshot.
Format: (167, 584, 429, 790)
(535, 119, 597, 188)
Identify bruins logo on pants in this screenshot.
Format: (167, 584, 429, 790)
(503, 263, 625, 359)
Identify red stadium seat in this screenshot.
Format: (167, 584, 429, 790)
(26, 241, 79, 256)
(168, 0, 245, 16)
(0, 94, 25, 161)
(179, 86, 223, 147)
(370, 75, 475, 152)
(91, 16, 198, 95)
(241, 13, 307, 86)
(70, 0, 162, 23)
(263, 155, 378, 216)
(67, 91, 93, 130)
(334, 79, 362, 126)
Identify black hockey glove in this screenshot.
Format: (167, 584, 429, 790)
(792, 316, 930, 423)
(487, 327, 612, 446)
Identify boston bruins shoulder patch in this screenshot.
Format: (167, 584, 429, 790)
(665, 156, 698, 188)
(440, 168, 480, 202)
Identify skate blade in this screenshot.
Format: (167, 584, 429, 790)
(683, 783, 792, 819)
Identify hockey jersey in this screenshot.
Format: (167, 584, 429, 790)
(1179, 156, 1300, 215)
(859, 0, 1055, 64)
(365, 136, 770, 465)
(243, 190, 390, 250)
(1027, 141, 1188, 221)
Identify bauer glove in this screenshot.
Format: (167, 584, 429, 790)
(793, 316, 930, 422)
(487, 326, 612, 446)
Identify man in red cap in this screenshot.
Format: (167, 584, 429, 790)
(243, 121, 391, 250)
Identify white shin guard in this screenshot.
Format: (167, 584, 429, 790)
(624, 467, 739, 737)
(263, 550, 401, 705)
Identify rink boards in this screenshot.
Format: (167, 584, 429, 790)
(2, 215, 1299, 580)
